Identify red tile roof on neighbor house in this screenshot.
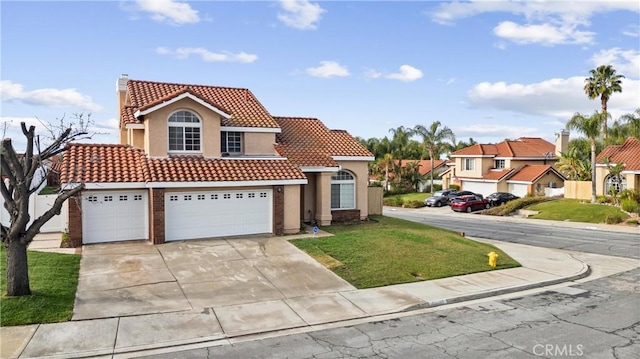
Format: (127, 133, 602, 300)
(398, 159, 446, 176)
(596, 137, 640, 171)
(507, 165, 564, 183)
(274, 117, 373, 168)
(60, 143, 306, 184)
(452, 137, 555, 158)
(122, 79, 279, 129)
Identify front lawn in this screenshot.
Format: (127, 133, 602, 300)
(527, 199, 630, 224)
(1, 247, 81, 326)
(383, 192, 430, 207)
(291, 215, 520, 288)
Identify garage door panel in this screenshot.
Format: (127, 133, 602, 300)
(509, 183, 529, 197)
(165, 189, 272, 242)
(461, 181, 496, 197)
(82, 191, 148, 244)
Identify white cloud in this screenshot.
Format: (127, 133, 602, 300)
(430, 1, 639, 46)
(305, 61, 349, 78)
(278, 0, 325, 30)
(622, 24, 640, 37)
(0, 80, 103, 112)
(493, 21, 594, 45)
(156, 47, 258, 63)
(467, 76, 640, 120)
(364, 68, 382, 79)
(590, 48, 640, 79)
(385, 65, 423, 82)
(134, 0, 199, 25)
(453, 124, 541, 140)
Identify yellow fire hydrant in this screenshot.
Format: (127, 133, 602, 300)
(488, 251, 499, 269)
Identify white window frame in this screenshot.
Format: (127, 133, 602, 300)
(463, 158, 475, 171)
(331, 170, 356, 210)
(494, 159, 505, 169)
(221, 131, 243, 154)
(605, 174, 626, 194)
(168, 110, 202, 153)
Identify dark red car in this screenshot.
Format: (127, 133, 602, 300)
(450, 195, 490, 213)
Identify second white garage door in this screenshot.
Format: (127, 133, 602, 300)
(82, 190, 148, 244)
(164, 189, 273, 241)
(461, 181, 497, 197)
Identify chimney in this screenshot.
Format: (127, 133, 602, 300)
(555, 129, 569, 157)
(116, 73, 129, 92)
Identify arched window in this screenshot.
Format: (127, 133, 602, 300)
(605, 174, 626, 194)
(168, 110, 201, 152)
(331, 170, 355, 209)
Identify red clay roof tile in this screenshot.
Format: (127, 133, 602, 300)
(452, 137, 555, 158)
(507, 165, 563, 182)
(596, 137, 640, 171)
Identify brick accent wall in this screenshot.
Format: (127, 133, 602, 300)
(331, 209, 360, 223)
(67, 195, 83, 247)
(149, 188, 165, 244)
(273, 185, 284, 235)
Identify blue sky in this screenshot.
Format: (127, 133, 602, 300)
(2, 1, 639, 151)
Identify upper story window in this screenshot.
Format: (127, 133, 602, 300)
(221, 131, 242, 154)
(331, 170, 355, 210)
(463, 158, 475, 171)
(168, 110, 201, 152)
(494, 159, 505, 169)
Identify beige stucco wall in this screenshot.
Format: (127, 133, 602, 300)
(508, 159, 556, 168)
(284, 185, 301, 234)
(132, 129, 144, 149)
(316, 172, 332, 225)
(244, 132, 277, 156)
(532, 172, 564, 195)
(302, 174, 317, 222)
(144, 98, 222, 158)
(455, 157, 493, 178)
(496, 181, 509, 192)
(338, 161, 370, 219)
(119, 128, 127, 145)
(595, 166, 608, 195)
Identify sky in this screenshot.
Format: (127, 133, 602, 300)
(1, 0, 639, 151)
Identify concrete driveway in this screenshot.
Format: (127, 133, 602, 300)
(73, 236, 355, 320)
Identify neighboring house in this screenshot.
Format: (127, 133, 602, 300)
(441, 131, 569, 197)
(59, 75, 373, 246)
(400, 159, 447, 192)
(595, 137, 640, 195)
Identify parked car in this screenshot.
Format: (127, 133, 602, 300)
(450, 195, 491, 213)
(486, 192, 519, 207)
(447, 190, 483, 201)
(424, 189, 457, 207)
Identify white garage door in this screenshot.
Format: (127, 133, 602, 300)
(461, 181, 497, 197)
(509, 183, 529, 198)
(82, 190, 148, 244)
(165, 189, 272, 242)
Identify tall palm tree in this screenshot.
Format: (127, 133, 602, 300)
(566, 112, 603, 203)
(584, 65, 625, 140)
(619, 108, 640, 139)
(414, 121, 455, 193)
(388, 126, 414, 185)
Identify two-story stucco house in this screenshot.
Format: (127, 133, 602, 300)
(60, 75, 373, 246)
(441, 132, 568, 197)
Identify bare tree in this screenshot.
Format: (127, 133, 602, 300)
(1, 115, 92, 296)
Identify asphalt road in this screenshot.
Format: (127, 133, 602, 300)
(384, 207, 640, 259)
(144, 268, 640, 359)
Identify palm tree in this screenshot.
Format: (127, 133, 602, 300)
(566, 112, 603, 203)
(414, 121, 455, 193)
(619, 108, 640, 139)
(584, 65, 625, 140)
(388, 126, 414, 185)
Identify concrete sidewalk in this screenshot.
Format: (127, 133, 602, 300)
(2, 238, 638, 359)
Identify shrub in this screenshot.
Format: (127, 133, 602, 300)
(621, 198, 640, 214)
(604, 213, 623, 224)
(626, 219, 639, 226)
(384, 188, 410, 197)
(619, 189, 640, 203)
(483, 196, 551, 216)
(383, 197, 404, 207)
(369, 182, 383, 188)
(422, 184, 442, 193)
(404, 200, 425, 208)
(449, 184, 460, 191)
(596, 195, 613, 204)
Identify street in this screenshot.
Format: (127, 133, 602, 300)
(143, 268, 639, 359)
(385, 207, 640, 259)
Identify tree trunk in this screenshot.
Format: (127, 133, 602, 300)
(602, 99, 608, 140)
(5, 239, 31, 296)
(590, 141, 597, 204)
(429, 149, 435, 194)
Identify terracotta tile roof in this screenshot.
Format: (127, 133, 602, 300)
(398, 159, 446, 176)
(482, 169, 514, 181)
(507, 165, 564, 183)
(596, 137, 640, 171)
(60, 143, 305, 184)
(146, 157, 305, 182)
(274, 117, 373, 167)
(60, 144, 149, 183)
(452, 137, 555, 158)
(120, 106, 141, 126)
(123, 80, 279, 128)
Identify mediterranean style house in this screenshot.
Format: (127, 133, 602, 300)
(441, 132, 568, 197)
(595, 137, 640, 195)
(60, 75, 373, 246)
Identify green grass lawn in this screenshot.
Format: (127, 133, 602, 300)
(385, 192, 431, 202)
(291, 215, 520, 289)
(527, 199, 630, 224)
(1, 247, 81, 326)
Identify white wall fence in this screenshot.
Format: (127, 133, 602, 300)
(545, 187, 565, 197)
(1, 185, 68, 234)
